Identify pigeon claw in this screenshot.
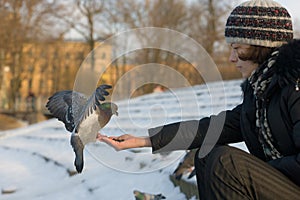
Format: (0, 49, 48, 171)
(70, 134, 84, 173)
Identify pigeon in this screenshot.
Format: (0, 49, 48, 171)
(187, 168, 196, 179)
(173, 149, 197, 180)
(46, 84, 118, 173)
(133, 190, 166, 200)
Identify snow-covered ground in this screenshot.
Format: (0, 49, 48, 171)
(0, 79, 246, 200)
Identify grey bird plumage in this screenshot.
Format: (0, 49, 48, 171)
(173, 149, 197, 180)
(133, 190, 166, 200)
(46, 84, 118, 173)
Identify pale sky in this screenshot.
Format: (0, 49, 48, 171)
(275, 1, 299, 21)
(65, 0, 300, 39)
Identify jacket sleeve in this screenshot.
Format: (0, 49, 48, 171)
(268, 87, 300, 186)
(268, 155, 300, 186)
(148, 104, 243, 153)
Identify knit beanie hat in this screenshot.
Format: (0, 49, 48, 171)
(225, 0, 293, 47)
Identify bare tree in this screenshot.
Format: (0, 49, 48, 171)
(0, 0, 68, 111)
(0, 0, 239, 108)
(186, 0, 234, 55)
(57, 0, 106, 51)
(100, 0, 193, 95)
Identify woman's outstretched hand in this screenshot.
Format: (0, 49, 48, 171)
(96, 133, 152, 151)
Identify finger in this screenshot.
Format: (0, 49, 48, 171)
(100, 138, 123, 151)
(108, 136, 119, 140)
(97, 135, 116, 142)
(117, 134, 131, 140)
(103, 136, 121, 143)
(96, 133, 107, 139)
(98, 136, 115, 144)
(97, 133, 106, 137)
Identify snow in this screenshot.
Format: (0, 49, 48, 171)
(0, 79, 247, 200)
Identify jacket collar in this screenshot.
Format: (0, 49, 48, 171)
(274, 39, 300, 88)
(241, 39, 300, 94)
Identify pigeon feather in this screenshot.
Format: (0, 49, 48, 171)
(46, 84, 112, 133)
(46, 84, 116, 173)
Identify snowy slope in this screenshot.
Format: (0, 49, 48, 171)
(0, 79, 245, 200)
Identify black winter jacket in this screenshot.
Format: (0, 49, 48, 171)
(148, 39, 300, 186)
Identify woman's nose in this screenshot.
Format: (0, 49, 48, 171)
(229, 50, 238, 63)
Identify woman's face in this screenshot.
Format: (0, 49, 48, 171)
(229, 43, 259, 78)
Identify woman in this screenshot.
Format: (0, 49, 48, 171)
(98, 0, 300, 199)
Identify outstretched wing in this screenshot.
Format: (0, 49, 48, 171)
(46, 84, 112, 132)
(46, 90, 87, 132)
(73, 85, 112, 128)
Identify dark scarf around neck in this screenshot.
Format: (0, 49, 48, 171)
(248, 50, 283, 161)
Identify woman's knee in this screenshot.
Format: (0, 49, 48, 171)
(194, 145, 242, 176)
(194, 145, 232, 164)
(194, 146, 237, 198)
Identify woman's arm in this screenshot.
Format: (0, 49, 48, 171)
(149, 105, 243, 153)
(98, 104, 242, 153)
(97, 133, 151, 151)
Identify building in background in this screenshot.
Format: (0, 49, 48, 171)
(0, 39, 112, 112)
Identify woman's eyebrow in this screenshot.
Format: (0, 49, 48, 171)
(230, 43, 239, 48)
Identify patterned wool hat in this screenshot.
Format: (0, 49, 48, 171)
(225, 0, 293, 47)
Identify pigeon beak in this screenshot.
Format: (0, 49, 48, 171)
(115, 111, 119, 116)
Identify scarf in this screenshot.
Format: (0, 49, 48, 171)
(248, 50, 283, 161)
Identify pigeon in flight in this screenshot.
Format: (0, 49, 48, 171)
(46, 84, 118, 173)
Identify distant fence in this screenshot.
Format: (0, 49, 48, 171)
(0, 96, 49, 113)
(0, 95, 50, 125)
(0, 110, 48, 125)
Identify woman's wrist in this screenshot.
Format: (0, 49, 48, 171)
(139, 137, 152, 147)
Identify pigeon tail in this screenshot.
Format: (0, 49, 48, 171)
(70, 134, 84, 173)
